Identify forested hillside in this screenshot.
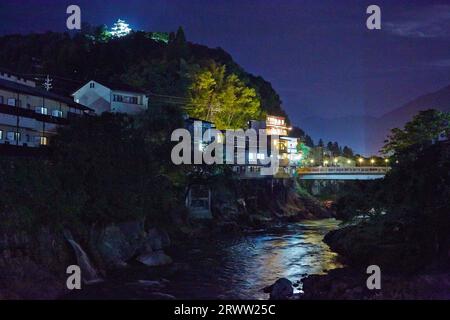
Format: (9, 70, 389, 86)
(0, 26, 289, 121)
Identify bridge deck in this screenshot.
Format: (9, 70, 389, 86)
(297, 166, 389, 180)
(233, 166, 390, 180)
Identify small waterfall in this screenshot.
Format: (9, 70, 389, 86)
(64, 231, 103, 284)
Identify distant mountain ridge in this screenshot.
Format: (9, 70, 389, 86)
(379, 84, 450, 129)
(299, 84, 450, 155)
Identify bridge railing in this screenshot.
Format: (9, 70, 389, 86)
(297, 166, 390, 175)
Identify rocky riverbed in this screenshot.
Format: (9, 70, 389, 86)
(0, 178, 336, 300)
(65, 219, 342, 300)
(298, 211, 450, 300)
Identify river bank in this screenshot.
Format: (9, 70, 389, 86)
(299, 211, 450, 300)
(301, 267, 450, 299)
(65, 219, 342, 300)
(0, 178, 335, 300)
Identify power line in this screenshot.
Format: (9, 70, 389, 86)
(147, 91, 187, 100)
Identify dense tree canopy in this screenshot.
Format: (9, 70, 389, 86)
(289, 126, 314, 147)
(382, 109, 450, 156)
(342, 146, 354, 158)
(0, 106, 186, 230)
(186, 62, 261, 129)
(336, 109, 450, 223)
(0, 26, 288, 120)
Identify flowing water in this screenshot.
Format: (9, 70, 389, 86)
(66, 239, 103, 284)
(69, 219, 342, 300)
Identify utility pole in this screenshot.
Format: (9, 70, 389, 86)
(16, 92, 20, 146)
(43, 75, 52, 91)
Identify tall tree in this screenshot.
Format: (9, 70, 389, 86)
(186, 62, 261, 129)
(332, 141, 340, 156)
(327, 141, 333, 152)
(318, 139, 324, 147)
(175, 26, 186, 44)
(289, 126, 314, 147)
(343, 146, 354, 158)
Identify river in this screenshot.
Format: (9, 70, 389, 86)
(69, 219, 342, 300)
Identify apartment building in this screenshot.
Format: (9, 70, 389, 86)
(0, 73, 92, 150)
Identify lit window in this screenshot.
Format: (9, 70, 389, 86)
(257, 153, 265, 160)
(52, 110, 63, 117)
(36, 107, 48, 115)
(122, 96, 138, 104)
(35, 136, 48, 145)
(7, 131, 20, 141)
(113, 95, 123, 102)
(7, 98, 16, 106)
(0, 130, 2, 140)
(40, 136, 48, 145)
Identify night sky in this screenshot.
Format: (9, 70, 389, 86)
(1, 0, 450, 153)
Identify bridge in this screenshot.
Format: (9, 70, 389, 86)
(232, 165, 390, 180)
(296, 166, 389, 180)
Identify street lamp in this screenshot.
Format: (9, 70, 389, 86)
(370, 159, 375, 166)
(333, 158, 338, 166)
(310, 159, 314, 166)
(384, 158, 389, 167)
(324, 160, 329, 166)
(358, 158, 364, 166)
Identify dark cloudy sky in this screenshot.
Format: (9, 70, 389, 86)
(1, 0, 450, 152)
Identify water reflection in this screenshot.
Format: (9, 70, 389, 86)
(166, 219, 342, 299)
(68, 219, 342, 300)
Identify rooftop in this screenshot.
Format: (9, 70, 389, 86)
(73, 80, 147, 95)
(0, 78, 92, 111)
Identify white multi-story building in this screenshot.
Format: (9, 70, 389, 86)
(0, 73, 92, 151)
(72, 80, 149, 115)
(249, 115, 300, 168)
(249, 115, 290, 136)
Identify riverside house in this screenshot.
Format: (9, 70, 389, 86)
(248, 115, 302, 177)
(72, 80, 149, 115)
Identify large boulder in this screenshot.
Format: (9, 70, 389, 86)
(324, 213, 428, 273)
(136, 250, 173, 267)
(94, 225, 134, 268)
(94, 221, 146, 269)
(145, 228, 171, 251)
(263, 278, 293, 300)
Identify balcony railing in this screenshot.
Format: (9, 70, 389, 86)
(0, 103, 69, 125)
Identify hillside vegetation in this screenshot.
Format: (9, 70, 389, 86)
(0, 26, 289, 120)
